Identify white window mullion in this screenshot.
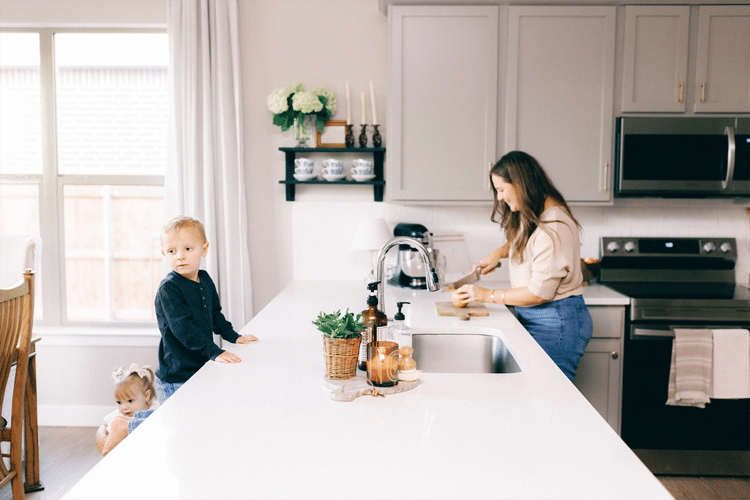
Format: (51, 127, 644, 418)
(37, 29, 64, 326)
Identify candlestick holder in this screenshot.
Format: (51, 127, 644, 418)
(372, 124, 382, 148)
(359, 124, 368, 148)
(345, 124, 355, 148)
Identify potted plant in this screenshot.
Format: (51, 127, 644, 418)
(313, 309, 364, 380)
(267, 82, 337, 147)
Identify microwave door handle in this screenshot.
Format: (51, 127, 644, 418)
(723, 126, 736, 190)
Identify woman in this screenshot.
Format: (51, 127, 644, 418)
(453, 151, 592, 381)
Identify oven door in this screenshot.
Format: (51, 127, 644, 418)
(621, 324, 750, 476)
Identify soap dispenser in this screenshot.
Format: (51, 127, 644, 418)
(358, 281, 388, 371)
(390, 301, 411, 344)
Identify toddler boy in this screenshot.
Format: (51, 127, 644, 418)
(154, 216, 257, 402)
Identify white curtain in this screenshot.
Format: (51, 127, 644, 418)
(165, 0, 253, 326)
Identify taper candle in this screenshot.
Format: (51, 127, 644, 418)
(346, 81, 351, 125)
(360, 92, 366, 125)
(370, 81, 378, 125)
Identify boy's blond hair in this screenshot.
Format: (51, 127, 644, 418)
(162, 216, 207, 245)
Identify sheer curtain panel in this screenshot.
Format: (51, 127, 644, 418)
(166, 0, 253, 326)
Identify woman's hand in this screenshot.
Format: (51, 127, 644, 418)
(453, 284, 492, 306)
(472, 243, 509, 276)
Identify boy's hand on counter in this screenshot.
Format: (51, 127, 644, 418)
(215, 351, 242, 363)
(236, 334, 258, 344)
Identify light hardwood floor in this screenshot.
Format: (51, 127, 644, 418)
(0, 426, 748, 499)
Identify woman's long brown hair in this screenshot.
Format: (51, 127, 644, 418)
(489, 151, 580, 262)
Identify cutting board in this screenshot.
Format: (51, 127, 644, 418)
(435, 301, 489, 320)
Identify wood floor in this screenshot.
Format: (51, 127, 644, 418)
(0, 426, 748, 499)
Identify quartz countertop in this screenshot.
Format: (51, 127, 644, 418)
(65, 280, 669, 500)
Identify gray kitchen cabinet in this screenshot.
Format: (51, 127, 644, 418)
(505, 7, 616, 204)
(574, 305, 625, 434)
(621, 5, 690, 113)
(622, 5, 750, 114)
(694, 5, 750, 113)
(387, 5, 498, 202)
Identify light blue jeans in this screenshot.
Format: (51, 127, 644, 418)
(127, 376, 183, 434)
(515, 295, 593, 382)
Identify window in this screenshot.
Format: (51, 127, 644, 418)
(0, 29, 168, 326)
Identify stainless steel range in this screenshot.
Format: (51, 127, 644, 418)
(600, 237, 750, 476)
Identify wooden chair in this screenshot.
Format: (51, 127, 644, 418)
(0, 270, 34, 500)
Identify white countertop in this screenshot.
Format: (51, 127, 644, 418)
(65, 280, 670, 500)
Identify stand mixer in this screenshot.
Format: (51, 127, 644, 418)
(388, 223, 444, 289)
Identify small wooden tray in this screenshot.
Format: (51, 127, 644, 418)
(435, 301, 489, 320)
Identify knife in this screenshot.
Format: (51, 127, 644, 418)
(441, 269, 481, 291)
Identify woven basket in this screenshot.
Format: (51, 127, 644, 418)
(322, 334, 362, 380)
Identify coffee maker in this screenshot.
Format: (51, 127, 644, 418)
(389, 223, 442, 289)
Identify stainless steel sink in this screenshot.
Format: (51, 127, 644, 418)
(411, 328, 522, 374)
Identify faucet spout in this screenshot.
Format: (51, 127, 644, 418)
(375, 236, 440, 318)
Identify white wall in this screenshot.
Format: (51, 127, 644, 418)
(3, 0, 750, 426)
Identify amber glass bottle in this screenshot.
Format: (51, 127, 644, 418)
(358, 281, 388, 371)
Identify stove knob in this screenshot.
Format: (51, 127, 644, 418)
(606, 241, 620, 253)
(624, 241, 636, 253)
(702, 242, 716, 254)
(720, 242, 733, 254)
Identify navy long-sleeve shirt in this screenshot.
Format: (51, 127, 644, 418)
(154, 270, 240, 383)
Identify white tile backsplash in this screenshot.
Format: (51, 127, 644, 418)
(293, 198, 750, 285)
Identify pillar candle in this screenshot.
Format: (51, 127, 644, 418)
(361, 92, 366, 125)
(370, 81, 378, 125)
(346, 81, 351, 125)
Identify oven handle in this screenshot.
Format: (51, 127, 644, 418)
(632, 327, 674, 338)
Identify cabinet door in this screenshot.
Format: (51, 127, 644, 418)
(574, 339, 622, 434)
(694, 6, 750, 113)
(388, 6, 498, 202)
(621, 6, 689, 113)
(506, 7, 615, 203)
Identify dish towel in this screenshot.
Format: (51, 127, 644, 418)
(710, 329, 750, 399)
(666, 328, 713, 408)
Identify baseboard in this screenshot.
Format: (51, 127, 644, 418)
(39, 404, 112, 427)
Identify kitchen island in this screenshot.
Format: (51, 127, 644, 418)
(65, 280, 670, 500)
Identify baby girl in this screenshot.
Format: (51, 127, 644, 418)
(95, 364, 159, 456)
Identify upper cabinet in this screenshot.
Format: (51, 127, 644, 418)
(387, 6, 498, 202)
(622, 5, 750, 114)
(505, 6, 616, 204)
(694, 5, 750, 113)
(621, 5, 690, 113)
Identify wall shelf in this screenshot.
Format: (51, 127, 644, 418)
(278, 147, 386, 201)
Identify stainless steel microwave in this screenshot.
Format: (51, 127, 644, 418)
(615, 117, 750, 198)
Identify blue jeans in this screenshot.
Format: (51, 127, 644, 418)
(515, 295, 593, 382)
(155, 375, 183, 404)
(127, 376, 183, 434)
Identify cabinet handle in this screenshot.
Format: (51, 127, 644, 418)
(700, 82, 706, 103)
(487, 161, 492, 191)
(678, 82, 684, 103)
(601, 162, 608, 192)
(611, 351, 619, 360)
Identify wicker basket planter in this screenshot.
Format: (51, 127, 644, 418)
(322, 334, 362, 380)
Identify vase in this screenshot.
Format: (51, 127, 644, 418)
(294, 115, 314, 147)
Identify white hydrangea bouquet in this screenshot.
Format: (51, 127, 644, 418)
(267, 82, 337, 134)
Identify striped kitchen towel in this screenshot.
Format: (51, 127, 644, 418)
(666, 328, 713, 408)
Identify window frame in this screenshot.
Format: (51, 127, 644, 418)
(0, 27, 166, 329)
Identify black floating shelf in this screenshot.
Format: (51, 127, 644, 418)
(278, 147, 386, 201)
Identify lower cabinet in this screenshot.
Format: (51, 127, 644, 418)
(574, 305, 625, 434)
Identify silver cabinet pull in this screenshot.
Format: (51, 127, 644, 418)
(611, 351, 619, 360)
(678, 82, 684, 103)
(601, 162, 608, 192)
(700, 82, 706, 102)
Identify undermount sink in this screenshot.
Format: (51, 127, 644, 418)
(410, 327, 522, 374)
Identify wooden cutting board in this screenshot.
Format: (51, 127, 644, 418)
(435, 301, 489, 320)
